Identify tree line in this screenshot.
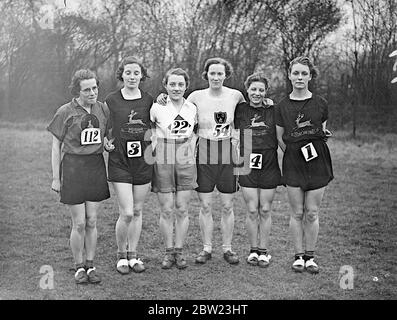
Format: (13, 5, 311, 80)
(0, 0, 396, 133)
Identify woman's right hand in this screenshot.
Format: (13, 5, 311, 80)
(104, 137, 115, 152)
(156, 93, 168, 106)
(51, 179, 61, 193)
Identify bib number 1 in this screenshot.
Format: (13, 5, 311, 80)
(301, 142, 318, 162)
(81, 128, 101, 145)
(127, 141, 142, 158)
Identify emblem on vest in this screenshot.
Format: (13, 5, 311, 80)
(294, 112, 313, 130)
(121, 109, 146, 139)
(214, 111, 227, 124)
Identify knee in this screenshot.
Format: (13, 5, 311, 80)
(200, 202, 211, 216)
(247, 206, 258, 220)
(133, 206, 142, 218)
(259, 205, 271, 220)
(222, 204, 233, 217)
(305, 207, 319, 222)
(291, 208, 304, 221)
(175, 208, 188, 220)
(160, 208, 173, 221)
(73, 221, 86, 234)
(119, 209, 134, 224)
(85, 218, 97, 230)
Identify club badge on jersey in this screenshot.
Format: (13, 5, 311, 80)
(80, 114, 101, 145)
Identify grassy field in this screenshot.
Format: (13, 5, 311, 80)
(0, 121, 396, 300)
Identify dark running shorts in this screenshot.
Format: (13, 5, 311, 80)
(195, 138, 238, 193)
(61, 153, 110, 205)
(283, 139, 333, 191)
(238, 148, 281, 189)
(107, 139, 154, 185)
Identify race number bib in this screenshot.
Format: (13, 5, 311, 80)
(81, 128, 101, 145)
(249, 153, 263, 169)
(301, 142, 318, 162)
(213, 124, 231, 138)
(127, 141, 142, 158)
(170, 119, 190, 136)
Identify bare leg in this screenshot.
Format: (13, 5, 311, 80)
(158, 192, 175, 249)
(174, 190, 191, 248)
(69, 204, 86, 265)
(286, 186, 305, 255)
(84, 201, 99, 261)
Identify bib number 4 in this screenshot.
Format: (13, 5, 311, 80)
(81, 128, 101, 145)
(301, 142, 318, 162)
(249, 153, 262, 169)
(127, 141, 142, 157)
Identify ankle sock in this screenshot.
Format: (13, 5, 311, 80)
(222, 245, 232, 253)
(250, 247, 259, 255)
(127, 251, 136, 260)
(304, 251, 315, 261)
(295, 253, 305, 260)
(258, 248, 268, 256)
(117, 252, 127, 260)
(85, 260, 94, 269)
(75, 262, 85, 271)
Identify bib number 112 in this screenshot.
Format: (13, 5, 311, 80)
(81, 128, 101, 145)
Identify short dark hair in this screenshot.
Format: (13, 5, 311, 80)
(69, 69, 99, 97)
(162, 68, 190, 88)
(201, 57, 233, 81)
(116, 56, 149, 82)
(288, 56, 319, 79)
(244, 73, 269, 91)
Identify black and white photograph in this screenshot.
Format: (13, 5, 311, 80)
(0, 0, 396, 306)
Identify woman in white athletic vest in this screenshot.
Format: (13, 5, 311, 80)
(150, 68, 198, 269)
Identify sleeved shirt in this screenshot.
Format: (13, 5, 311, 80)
(47, 98, 110, 155)
(275, 95, 328, 144)
(105, 89, 153, 142)
(150, 97, 197, 140)
(234, 102, 278, 151)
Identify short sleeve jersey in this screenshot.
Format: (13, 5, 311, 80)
(105, 89, 153, 142)
(275, 95, 328, 144)
(187, 87, 244, 141)
(234, 102, 277, 151)
(150, 97, 197, 139)
(47, 98, 110, 155)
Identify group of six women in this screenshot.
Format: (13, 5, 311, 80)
(48, 56, 333, 284)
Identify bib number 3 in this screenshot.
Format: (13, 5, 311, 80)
(249, 153, 262, 169)
(301, 142, 318, 162)
(81, 128, 101, 145)
(127, 141, 142, 158)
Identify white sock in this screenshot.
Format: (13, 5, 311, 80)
(222, 245, 232, 253)
(203, 245, 212, 253)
